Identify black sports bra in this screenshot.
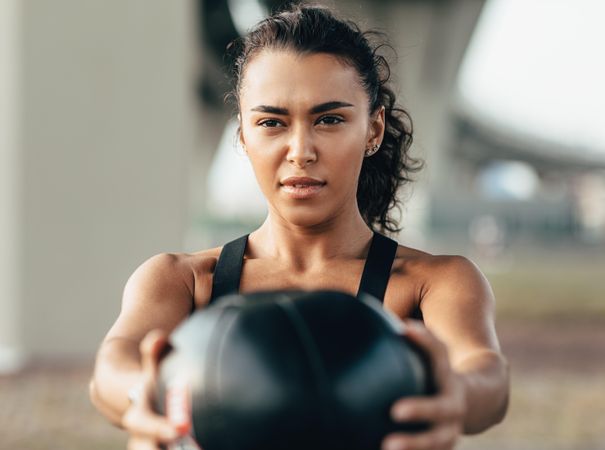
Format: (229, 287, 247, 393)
(208, 232, 398, 306)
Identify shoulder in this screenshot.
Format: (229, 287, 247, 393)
(393, 245, 494, 307)
(124, 248, 222, 304)
(108, 248, 224, 340)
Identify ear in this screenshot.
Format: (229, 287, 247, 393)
(367, 106, 386, 148)
(237, 114, 246, 150)
(368, 106, 385, 147)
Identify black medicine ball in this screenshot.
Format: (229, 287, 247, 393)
(156, 290, 434, 450)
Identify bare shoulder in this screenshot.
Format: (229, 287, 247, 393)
(393, 245, 500, 359)
(393, 245, 494, 306)
(125, 248, 219, 297)
(106, 247, 224, 342)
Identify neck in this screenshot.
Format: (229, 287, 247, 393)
(249, 206, 374, 272)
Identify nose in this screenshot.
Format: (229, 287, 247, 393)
(286, 125, 317, 168)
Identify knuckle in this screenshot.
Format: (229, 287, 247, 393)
(126, 437, 139, 450)
(431, 397, 452, 420)
(122, 407, 145, 433)
(442, 400, 461, 419)
(122, 409, 135, 430)
(453, 401, 466, 419)
(442, 393, 465, 419)
(435, 426, 455, 448)
(140, 334, 152, 354)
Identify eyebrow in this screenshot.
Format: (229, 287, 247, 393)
(250, 101, 354, 115)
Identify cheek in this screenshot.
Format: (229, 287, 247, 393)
(246, 152, 282, 198)
(320, 135, 365, 176)
(248, 156, 277, 187)
(241, 127, 279, 185)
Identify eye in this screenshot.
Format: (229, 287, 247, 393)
(316, 115, 344, 126)
(258, 119, 284, 128)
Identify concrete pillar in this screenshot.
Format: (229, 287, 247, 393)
(374, 0, 485, 244)
(0, 0, 25, 373)
(0, 0, 197, 368)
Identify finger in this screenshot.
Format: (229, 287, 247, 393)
(122, 406, 180, 443)
(391, 396, 463, 423)
(140, 329, 169, 376)
(382, 423, 459, 450)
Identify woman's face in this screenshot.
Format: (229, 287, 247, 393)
(239, 50, 384, 229)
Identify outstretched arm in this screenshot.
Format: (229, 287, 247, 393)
(89, 253, 194, 446)
(383, 256, 509, 450)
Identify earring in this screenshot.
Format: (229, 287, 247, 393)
(365, 144, 380, 157)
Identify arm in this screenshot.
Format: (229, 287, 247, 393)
(89, 253, 194, 439)
(383, 256, 509, 450)
(452, 346, 509, 434)
(422, 255, 509, 433)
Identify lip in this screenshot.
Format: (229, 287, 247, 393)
(280, 176, 326, 199)
(280, 176, 325, 186)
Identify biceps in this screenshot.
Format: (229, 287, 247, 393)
(105, 255, 193, 342)
(429, 309, 498, 365)
(420, 259, 501, 364)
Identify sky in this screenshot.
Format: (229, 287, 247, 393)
(456, 0, 605, 162)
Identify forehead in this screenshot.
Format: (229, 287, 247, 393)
(239, 50, 368, 111)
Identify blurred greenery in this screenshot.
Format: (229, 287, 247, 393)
(489, 262, 605, 321)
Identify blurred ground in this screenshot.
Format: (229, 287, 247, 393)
(1, 249, 604, 450)
(459, 320, 605, 450)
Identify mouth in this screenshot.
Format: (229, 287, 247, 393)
(280, 177, 326, 199)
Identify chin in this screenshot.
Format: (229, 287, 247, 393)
(276, 204, 334, 229)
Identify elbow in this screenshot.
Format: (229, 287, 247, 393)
(494, 354, 511, 424)
(88, 377, 100, 409)
(88, 376, 124, 428)
(469, 388, 509, 433)
(88, 377, 106, 418)
(463, 353, 510, 435)
(463, 392, 508, 435)
(493, 365, 511, 425)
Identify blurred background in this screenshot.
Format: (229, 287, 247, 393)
(1, 0, 604, 448)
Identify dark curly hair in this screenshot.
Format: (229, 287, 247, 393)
(226, 4, 422, 233)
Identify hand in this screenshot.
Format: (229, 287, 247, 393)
(382, 320, 467, 450)
(121, 329, 183, 450)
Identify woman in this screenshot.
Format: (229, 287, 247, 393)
(89, 5, 509, 450)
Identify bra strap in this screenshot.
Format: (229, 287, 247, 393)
(209, 234, 249, 305)
(356, 232, 398, 302)
(209, 232, 397, 306)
